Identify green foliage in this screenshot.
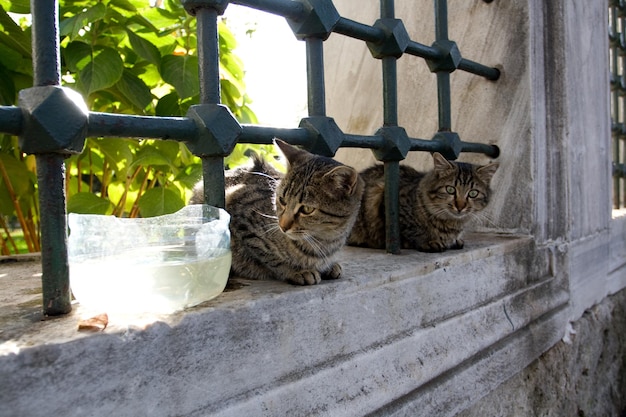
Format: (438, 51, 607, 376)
(0, 0, 276, 254)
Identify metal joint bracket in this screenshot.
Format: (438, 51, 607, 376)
(373, 125, 411, 161)
(287, 0, 340, 40)
(432, 130, 462, 160)
(18, 86, 88, 155)
(186, 104, 242, 156)
(366, 18, 410, 59)
(426, 39, 462, 73)
(182, 0, 229, 15)
(298, 116, 344, 156)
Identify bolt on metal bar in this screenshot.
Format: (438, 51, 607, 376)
(196, 5, 227, 209)
(305, 37, 327, 116)
(30, 0, 72, 315)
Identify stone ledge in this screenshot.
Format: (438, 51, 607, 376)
(0, 233, 569, 416)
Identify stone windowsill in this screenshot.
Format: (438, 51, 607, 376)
(0, 233, 569, 416)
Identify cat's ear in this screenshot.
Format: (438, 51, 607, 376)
(432, 152, 454, 172)
(274, 138, 307, 166)
(476, 162, 499, 183)
(324, 165, 360, 196)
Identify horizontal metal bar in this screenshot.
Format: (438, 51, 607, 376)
(0, 106, 23, 135)
(230, 0, 305, 21)
(458, 58, 500, 80)
(333, 17, 384, 43)
(460, 141, 500, 158)
(88, 112, 197, 141)
(341, 134, 385, 148)
(405, 40, 441, 61)
(240, 124, 311, 145)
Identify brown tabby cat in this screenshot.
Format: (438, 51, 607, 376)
(348, 152, 498, 252)
(192, 140, 364, 285)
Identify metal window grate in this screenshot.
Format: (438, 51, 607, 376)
(0, 0, 499, 316)
(611, 0, 626, 209)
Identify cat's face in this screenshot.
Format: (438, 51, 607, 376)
(424, 153, 499, 220)
(274, 140, 363, 242)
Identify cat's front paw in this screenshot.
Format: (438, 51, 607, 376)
(417, 241, 448, 253)
(287, 270, 322, 285)
(450, 239, 464, 250)
(323, 263, 342, 280)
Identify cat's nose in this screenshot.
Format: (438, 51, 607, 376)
(279, 215, 294, 232)
(455, 199, 467, 212)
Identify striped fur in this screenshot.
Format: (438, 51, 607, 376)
(348, 153, 498, 252)
(196, 140, 364, 285)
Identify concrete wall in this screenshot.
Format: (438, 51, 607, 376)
(1, 0, 626, 416)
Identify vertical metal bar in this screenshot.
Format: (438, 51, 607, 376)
(305, 37, 326, 116)
(30, 0, 71, 315)
(197, 7, 221, 104)
(380, 0, 401, 254)
(196, 6, 226, 208)
(434, 0, 452, 131)
(437, 72, 452, 129)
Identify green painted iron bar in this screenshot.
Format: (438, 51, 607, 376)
(381, 0, 394, 18)
(333, 17, 384, 43)
(0, 106, 23, 135)
(460, 141, 500, 158)
(437, 72, 452, 129)
(230, 0, 305, 21)
(434, 0, 449, 41)
(30, 0, 72, 316)
(240, 124, 311, 145)
(305, 37, 326, 116)
(195, 5, 226, 208)
(341, 133, 385, 148)
(405, 41, 441, 61)
(382, 57, 398, 126)
(458, 58, 500, 81)
(434, 0, 452, 130)
(384, 161, 401, 253)
(380, 0, 401, 254)
(197, 7, 221, 104)
(88, 113, 196, 140)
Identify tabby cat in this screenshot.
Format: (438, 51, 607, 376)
(192, 140, 364, 285)
(348, 152, 498, 252)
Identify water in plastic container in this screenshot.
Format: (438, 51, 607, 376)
(68, 205, 231, 314)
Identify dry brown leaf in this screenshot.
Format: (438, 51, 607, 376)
(77, 313, 109, 332)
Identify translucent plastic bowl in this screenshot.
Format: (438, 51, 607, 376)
(68, 205, 231, 314)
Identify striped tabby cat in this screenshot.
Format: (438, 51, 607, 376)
(193, 140, 364, 285)
(348, 152, 498, 252)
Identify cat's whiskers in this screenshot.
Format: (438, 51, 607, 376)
(253, 209, 278, 220)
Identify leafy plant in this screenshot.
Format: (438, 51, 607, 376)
(0, 0, 275, 254)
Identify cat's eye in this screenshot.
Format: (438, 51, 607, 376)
(445, 186, 456, 195)
(468, 190, 479, 198)
(299, 205, 315, 215)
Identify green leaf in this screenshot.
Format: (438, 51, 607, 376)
(0, 153, 34, 215)
(0, 0, 29, 14)
(131, 145, 174, 170)
(116, 69, 153, 111)
(160, 54, 199, 99)
(0, 7, 31, 56)
(137, 187, 184, 217)
(126, 30, 161, 66)
(67, 192, 114, 215)
(60, 3, 107, 40)
(0, 63, 15, 105)
(155, 91, 183, 116)
(77, 46, 124, 95)
(63, 41, 92, 72)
